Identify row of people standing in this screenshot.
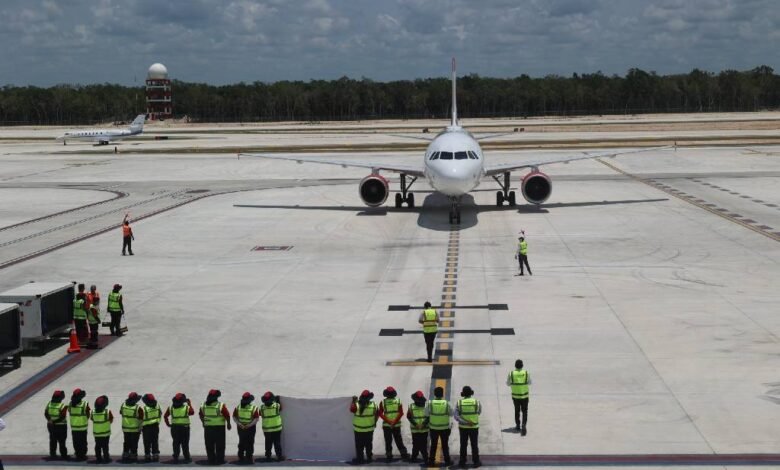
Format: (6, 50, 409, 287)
(72, 283, 125, 348)
(44, 388, 283, 465)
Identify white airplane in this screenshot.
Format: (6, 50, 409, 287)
(241, 60, 665, 224)
(57, 114, 146, 145)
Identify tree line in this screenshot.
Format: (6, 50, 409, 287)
(0, 66, 777, 125)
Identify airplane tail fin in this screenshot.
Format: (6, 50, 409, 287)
(451, 57, 458, 127)
(129, 114, 146, 131)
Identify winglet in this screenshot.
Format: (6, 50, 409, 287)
(451, 57, 458, 127)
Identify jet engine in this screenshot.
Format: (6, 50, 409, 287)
(521, 170, 552, 204)
(359, 174, 389, 207)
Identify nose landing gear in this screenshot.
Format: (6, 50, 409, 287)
(492, 171, 516, 206)
(395, 173, 417, 208)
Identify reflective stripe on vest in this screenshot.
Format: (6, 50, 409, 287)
(170, 404, 191, 426)
(422, 309, 438, 333)
(260, 403, 282, 432)
(457, 398, 479, 429)
(46, 401, 67, 426)
(88, 305, 100, 324)
(409, 403, 428, 433)
(382, 398, 401, 428)
(238, 404, 258, 426)
(519, 240, 528, 256)
(428, 399, 450, 430)
(352, 401, 377, 433)
(120, 403, 142, 432)
(91, 409, 111, 437)
(143, 404, 161, 426)
(69, 401, 88, 431)
(510, 369, 529, 399)
(73, 299, 87, 320)
(107, 292, 121, 312)
(201, 402, 225, 427)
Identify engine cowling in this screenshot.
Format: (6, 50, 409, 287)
(358, 174, 389, 207)
(521, 170, 552, 204)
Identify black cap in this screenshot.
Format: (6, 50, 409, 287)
(461, 386, 474, 397)
(434, 387, 444, 398)
(515, 359, 523, 369)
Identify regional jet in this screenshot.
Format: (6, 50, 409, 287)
(241, 60, 664, 224)
(57, 114, 146, 145)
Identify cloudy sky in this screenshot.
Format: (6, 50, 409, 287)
(1, 0, 777, 86)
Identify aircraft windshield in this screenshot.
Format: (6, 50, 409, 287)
(439, 152, 453, 160)
(455, 151, 468, 160)
(429, 152, 439, 160)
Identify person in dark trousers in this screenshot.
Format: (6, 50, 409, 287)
(68, 389, 90, 461)
(233, 392, 260, 463)
(507, 359, 532, 435)
(379, 386, 409, 462)
(350, 390, 378, 465)
(122, 213, 134, 256)
(106, 284, 124, 336)
(516, 232, 532, 276)
(454, 386, 481, 468)
(141, 394, 161, 461)
(200, 389, 232, 465)
(260, 391, 284, 462)
(44, 390, 69, 460)
(427, 386, 453, 467)
(164, 393, 194, 463)
(91, 395, 113, 463)
(418, 301, 439, 362)
(406, 390, 429, 463)
(120, 392, 144, 462)
(73, 285, 89, 344)
(86, 295, 101, 349)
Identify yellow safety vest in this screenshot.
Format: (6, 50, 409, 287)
(120, 403, 142, 432)
(236, 404, 258, 426)
(409, 403, 428, 433)
(422, 308, 438, 333)
(382, 398, 402, 428)
(169, 404, 191, 426)
(260, 402, 282, 432)
(509, 369, 529, 399)
(73, 298, 87, 320)
(91, 409, 111, 437)
(201, 402, 226, 427)
(457, 398, 479, 429)
(69, 401, 88, 431)
(518, 240, 528, 256)
(107, 292, 122, 312)
(143, 404, 161, 426)
(46, 401, 67, 426)
(428, 399, 450, 430)
(87, 305, 100, 325)
(352, 401, 377, 433)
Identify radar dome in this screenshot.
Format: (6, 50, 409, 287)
(147, 63, 168, 79)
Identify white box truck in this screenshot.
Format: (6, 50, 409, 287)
(0, 282, 74, 350)
(0, 303, 22, 369)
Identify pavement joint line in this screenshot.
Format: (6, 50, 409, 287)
(596, 159, 780, 242)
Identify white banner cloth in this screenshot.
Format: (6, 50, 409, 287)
(280, 396, 355, 461)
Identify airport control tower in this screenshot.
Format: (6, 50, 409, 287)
(145, 63, 172, 120)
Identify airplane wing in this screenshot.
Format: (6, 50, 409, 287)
(474, 130, 519, 141)
(238, 153, 426, 177)
(483, 145, 671, 177)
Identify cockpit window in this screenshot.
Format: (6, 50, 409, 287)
(455, 151, 468, 160)
(429, 151, 439, 160)
(468, 151, 479, 160)
(439, 151, 453, 160)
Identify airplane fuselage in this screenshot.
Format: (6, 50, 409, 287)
(423, 126, 484, 197)
(60, 128, 139, 144)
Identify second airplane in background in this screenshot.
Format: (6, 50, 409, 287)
(241, 60, 663, 224)
(57, 114, 146, 146)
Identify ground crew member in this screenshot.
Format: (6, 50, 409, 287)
(406, 391, 429, 463)
(141, 394, 161, 461)
(260, 391, 284, 462)
(507, 359, 531, 435)
(200, 389, 231, 465)
(86, 285, 100, 314)
(516, 232, 532, 276)
(379, 386, 409, 462)
(120, 392, 144, 462)
(73, 286, 89, 344)
(418, 301, 439, 362)
(91, 395, 113, 463)
(122, 213, 134, 256)
(68, 388, 90, 461)
(164, 393, 194, 463)
(233, 392, 260, 463)
(86, 294, 101, 349)
(427, 386, 453, 466)
(107, 284, 124, 336)
(44, 390, 69, 460)
(350, 390, 378, 465)
(454, 386, 481, 468)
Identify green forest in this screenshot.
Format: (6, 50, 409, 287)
(1, 66, 777, 125)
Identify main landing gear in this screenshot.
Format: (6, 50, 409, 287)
(395, 173, 417, 208)
(449, 197, 462, 225)
(493, 171, 516, 206)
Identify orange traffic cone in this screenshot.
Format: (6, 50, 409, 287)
(67, 328, 81, 353)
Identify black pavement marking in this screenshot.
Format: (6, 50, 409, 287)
(379, 328, 515, 336)
(379, 329, 404, 336)
(387, 304, 506, 311)
(431, 365, 452, 379)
